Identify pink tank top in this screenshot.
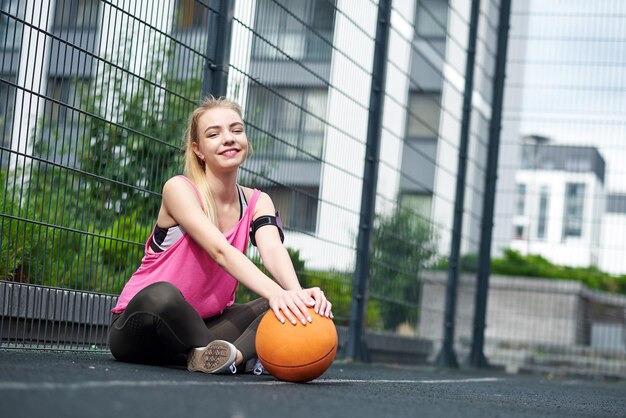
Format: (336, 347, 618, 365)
(112, 176, 261, 318)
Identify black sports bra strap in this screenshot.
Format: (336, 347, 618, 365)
(236, 184, 249, 220)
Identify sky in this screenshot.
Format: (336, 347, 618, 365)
(507, 0, 626, 191)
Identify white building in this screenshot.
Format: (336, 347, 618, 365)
(600, 195, 626, 274)
(497, 0, 626, 275)
(240, 0, 503, 270)
(510, 141, 605, 268)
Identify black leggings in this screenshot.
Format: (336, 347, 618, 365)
(108, 282, 269, 366)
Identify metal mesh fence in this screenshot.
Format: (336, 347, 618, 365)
(0, 0, 624, 378)
(488, 0, 626, 378)
(1, 0, 210, 349)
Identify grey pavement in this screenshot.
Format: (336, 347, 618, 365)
(0, 349, 625, 418)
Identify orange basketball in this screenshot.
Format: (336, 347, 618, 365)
(255, 307, 338, 383)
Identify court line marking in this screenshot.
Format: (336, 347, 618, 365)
(322, 378, 501, 384)
(0, 377, 501, 391)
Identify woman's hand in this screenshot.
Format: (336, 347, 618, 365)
(302, 287, 333, 319)
(268, 288, 333, 325)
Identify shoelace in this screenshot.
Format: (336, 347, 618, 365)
(228, 362, 237, 374)
(252, 359, 264, 376)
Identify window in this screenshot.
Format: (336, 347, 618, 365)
(263, 186, 319, 233)
(252, 0, 335, 61)
(537, 186, 549, 240)
(562, 183, 585, 239)
(564, 156, 590, 172)
(606, 194, 626, 214)
(175, 0, 209, 30)
(515, 183, 526, 216)
(0, 0, 24, 50)
(42, 77, 88, 166)
(415, 0, 448, 39)
(54, 0, 99, 29)
(514, 225, 525, 240)
(407, 92, 441, 138)
(0, 79, 16, 153)
(46, 77, 87, 123)
(306, 0, 335, 59)
(247, 87, 327, 160)
(400, 193, 432, 220)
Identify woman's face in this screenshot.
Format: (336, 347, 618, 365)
(193, 106, 248, 172)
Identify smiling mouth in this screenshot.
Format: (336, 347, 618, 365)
(220, 149, 239, 157)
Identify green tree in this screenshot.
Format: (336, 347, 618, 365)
(1, 40, 203, 293)
(368, 207, 438, 331)
(79, 53, 197, 223)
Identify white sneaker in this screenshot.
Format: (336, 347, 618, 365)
(252, 359, 265, 375)
(187, 340, 237, 374)
(242, 357, 267, 375)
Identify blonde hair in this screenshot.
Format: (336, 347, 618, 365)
(183, 95, 244, 223)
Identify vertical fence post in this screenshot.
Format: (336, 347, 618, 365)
(435, 0, 481, 368)
(345, 0, 392, 362)
(466, 0, 512, 368)
(202, 0, 235, 97)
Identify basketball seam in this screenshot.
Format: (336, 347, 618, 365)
(259, 346, 336, 369)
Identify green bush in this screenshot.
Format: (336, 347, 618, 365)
(0, 170, 51, 282)
(438, 249, 626, 295)
(490, 249, 626, 294)
(236, 247, 383, 327)
(0, 168, 96, 288)
(237, 247, 319, 303)
(98, 211, 151, 267)
(300, 269, 383, 328)
(96, 211, 152, 293)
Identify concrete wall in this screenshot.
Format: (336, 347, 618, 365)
(418, 271, 626, 348)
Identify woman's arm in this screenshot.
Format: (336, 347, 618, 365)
(253, 192, 333, 318)
(161, 177, 313, 325)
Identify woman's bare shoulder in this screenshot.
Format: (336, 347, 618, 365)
(162, 176, 199, 203)
(163, 175, 187, 189)
(239, 185, 271, 203)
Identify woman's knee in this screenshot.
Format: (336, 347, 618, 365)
(129, 281, 185, 314)
(247, 298, 270, 317)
